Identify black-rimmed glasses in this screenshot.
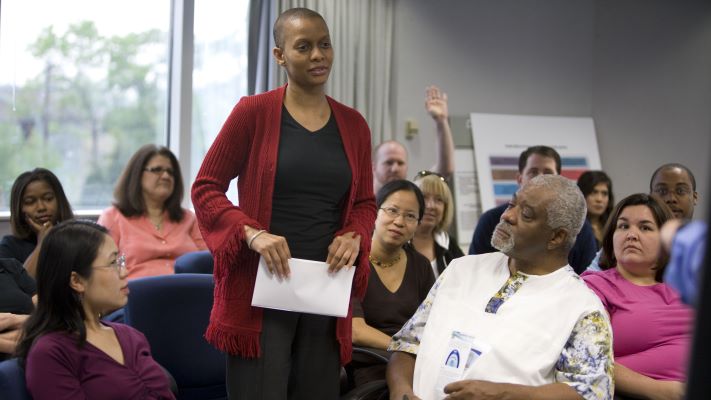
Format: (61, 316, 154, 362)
(652, 187, 692, 198)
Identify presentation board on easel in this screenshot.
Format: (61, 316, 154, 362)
(471, 113, 601, 212)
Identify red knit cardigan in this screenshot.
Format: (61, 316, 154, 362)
(191, 85, 376, 365)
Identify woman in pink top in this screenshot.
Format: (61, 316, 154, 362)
(98, 145, 207, 279)
(582, 193, 693, 400)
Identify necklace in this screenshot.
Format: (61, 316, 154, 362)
(369, 250, 402, 269)
(149, 215, 164, 231)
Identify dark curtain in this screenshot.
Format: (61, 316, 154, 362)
(247, 0, 276, 95)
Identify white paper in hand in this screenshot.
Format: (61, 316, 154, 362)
(251, 256, 355, 317)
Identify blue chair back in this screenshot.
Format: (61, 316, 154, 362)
(174, 251, 214, 274)
(124, 274, 225, 400)
(0, 358, 31, 400)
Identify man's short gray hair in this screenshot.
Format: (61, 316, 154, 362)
(524, 174, 587, 250)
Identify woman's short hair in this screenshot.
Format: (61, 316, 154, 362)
(375, 179, 425, 223)
(113, 144, 184, 222)
(599, 193, 673, 281)
(577, 170, 614, 223)
(16, 220, 109, 366)
(273, 7, 327, 48)
(9, 168, 74, 239)
(414, 173, 454, 232)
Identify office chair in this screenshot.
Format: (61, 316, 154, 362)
(0, 358, 31, 400)
(340, 346, 390, 400)
(124, 273, 225, 400)
(174, 251, 214, 274)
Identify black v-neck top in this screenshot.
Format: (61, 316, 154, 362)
(269, 106, 352, 261)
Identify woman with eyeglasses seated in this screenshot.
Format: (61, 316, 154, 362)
(351, 180, 435, 385)
(582, 194, 692, 400)
(412, 170, 464, 278)
(16, 220, 175, 399)
(0, 168, 74, 278)
(98, 144, 207, 279)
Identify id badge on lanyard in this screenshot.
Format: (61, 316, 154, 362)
(433, 330, 491, 394)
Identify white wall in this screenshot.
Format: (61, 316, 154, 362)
(392, 0, 711, 220)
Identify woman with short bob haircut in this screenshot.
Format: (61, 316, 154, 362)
(98, 144, 206, 279)
(0, 168, 74, 277)
(16, 220, 175, 399)
(583, 194, 692, 400)
(412, 171, 463, 277)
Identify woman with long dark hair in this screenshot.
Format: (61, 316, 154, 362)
(16, 220, 174, 399)
(577, 170, 614, 248)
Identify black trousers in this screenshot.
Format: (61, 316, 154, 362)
(226, 308, 341, 399)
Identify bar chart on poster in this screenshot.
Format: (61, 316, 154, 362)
(470, 113, 601, 211)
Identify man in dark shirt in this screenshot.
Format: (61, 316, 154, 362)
(468, 145, 597, 273)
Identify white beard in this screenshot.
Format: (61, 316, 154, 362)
(491, 221, 515, 254)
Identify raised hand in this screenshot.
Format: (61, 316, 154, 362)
(425, 85, 449, 123)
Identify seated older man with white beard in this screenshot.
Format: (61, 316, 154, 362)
(386, 174, 613, 400)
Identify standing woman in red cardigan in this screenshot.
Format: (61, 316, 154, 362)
(191, 7, 376, 399)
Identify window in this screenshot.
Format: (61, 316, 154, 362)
(191, 1, 249, 195)
(0, 0, 249, 213)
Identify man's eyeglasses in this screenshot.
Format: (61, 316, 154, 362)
(93, 254, 127, 276)
(144, 166, 175, 176)
(379, 207, 419, 224)
(653, 187, 692, 198)
(413, 170, 445, 182)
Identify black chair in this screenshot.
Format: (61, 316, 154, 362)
(124, 273, 226, 400)
(0, 358, 31, 400)
(340, 346, 390, 400)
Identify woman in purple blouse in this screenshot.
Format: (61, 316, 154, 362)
(16, 220, 175, 400)
(582, 194, 693, 400)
